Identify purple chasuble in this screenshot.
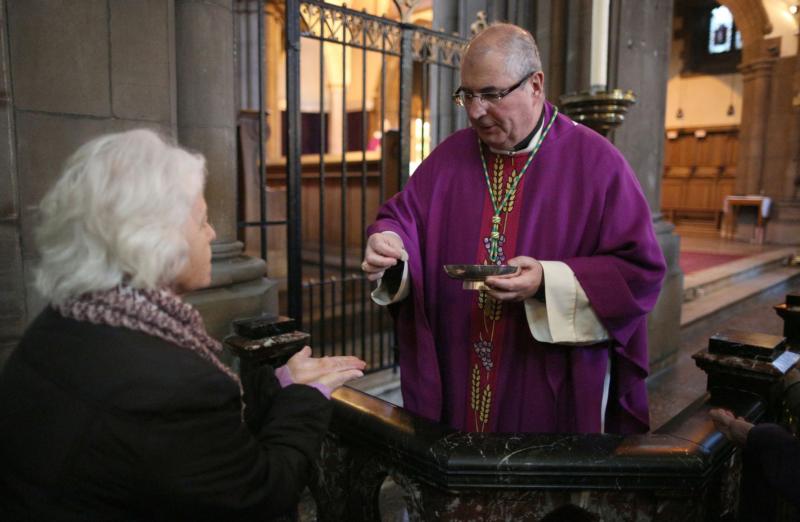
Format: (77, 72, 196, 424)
(367, 102, 666, 434)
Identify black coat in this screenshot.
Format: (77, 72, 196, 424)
(739, 423, 800, 521)
(0, 307, 332, 521)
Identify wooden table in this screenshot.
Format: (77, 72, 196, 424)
(721, 195, 771, 244)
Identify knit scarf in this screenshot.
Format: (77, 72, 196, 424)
(56, 285, 243, 396)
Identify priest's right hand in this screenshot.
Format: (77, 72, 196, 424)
(362, 232, 406, 281)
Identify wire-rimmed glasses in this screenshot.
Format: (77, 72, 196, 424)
(452, 71, 535, 107)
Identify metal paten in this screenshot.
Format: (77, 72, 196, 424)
(444, 264, 518, 290)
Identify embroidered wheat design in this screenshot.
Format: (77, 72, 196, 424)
(482, 294, 502, 321)
(492, 156, 503, 198)
(505, 169, 518, 212)
(470, 365, 481, 412)
(479, 384, 492, 425)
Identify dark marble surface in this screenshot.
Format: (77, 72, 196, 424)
(308, 383, 754, 521)
(707, 329, 786, 359)
(647, 280, 800, 430)
(775, 294, 800, 346)
(225, 331, 309, 370)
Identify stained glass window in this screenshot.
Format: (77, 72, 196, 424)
(708, 6, 742, 55)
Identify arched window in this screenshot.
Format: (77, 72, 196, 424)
(708, 5, 742, 55)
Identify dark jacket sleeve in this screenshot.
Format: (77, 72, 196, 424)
(241, 363, 282, 431)
(746, 423, 800, 509)
(140, 366, 333, 520)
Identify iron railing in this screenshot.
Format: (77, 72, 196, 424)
(235, 0, 467, 372)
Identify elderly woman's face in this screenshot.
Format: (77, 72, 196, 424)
(174, 195, 216, 293)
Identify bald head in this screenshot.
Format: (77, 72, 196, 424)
(463, 23, 542, 79)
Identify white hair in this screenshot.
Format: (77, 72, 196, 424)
(35, 129, 207, 304)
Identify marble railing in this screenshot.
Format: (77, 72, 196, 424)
(309, 386, 761, 521)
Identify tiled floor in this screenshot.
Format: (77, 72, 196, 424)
(678, 235, 778, 255)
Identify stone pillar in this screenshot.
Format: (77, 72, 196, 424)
(563, 0, 593, 94)
(0, 0, 24, 365)
(763, 28, 800, 244)
(175, 0, 274, 339)
(2, 0, 179, 360)
(736, 57, 777, 195)
(534, 0, 569, 100)
(607, 0, 682, 371)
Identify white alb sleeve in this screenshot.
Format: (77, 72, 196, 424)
(370, 231, 410, 305)
(524, 260, 610, 345)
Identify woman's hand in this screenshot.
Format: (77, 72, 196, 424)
(484, 256, 543, 302)
(285, 346, 366, 388)
(710, 408, 754, 446)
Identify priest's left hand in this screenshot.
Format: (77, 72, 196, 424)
(484, 256, 543, 302)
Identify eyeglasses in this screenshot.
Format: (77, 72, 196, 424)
(452, 71, 535, 107)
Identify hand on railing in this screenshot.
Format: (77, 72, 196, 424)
(284, 346, 366, 390)
(709, 408, 753, 447)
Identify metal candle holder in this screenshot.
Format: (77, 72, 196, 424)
(558, 89, 637, 136)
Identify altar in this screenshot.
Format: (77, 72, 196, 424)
(721, 195, 772, 244)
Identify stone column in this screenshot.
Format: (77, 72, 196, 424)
(736, 57, 777, 195)
(760, 49, 800, 244)
(175, 0, 274, 339)
(607, 0, 682, 371)
(0, 0, 24, 365)
(2, 0, 180, 358)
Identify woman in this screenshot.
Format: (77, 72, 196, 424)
(0, 129, 366, 520)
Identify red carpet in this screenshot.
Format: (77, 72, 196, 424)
(679, 251, 747, 275)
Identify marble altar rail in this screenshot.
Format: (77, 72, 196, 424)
(309, 386, 761, 521)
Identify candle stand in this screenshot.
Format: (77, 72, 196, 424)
(558, 89, 637, 137)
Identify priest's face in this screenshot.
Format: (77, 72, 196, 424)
(459, 54, 545, 150)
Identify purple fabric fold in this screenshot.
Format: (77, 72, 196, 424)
(368, 102, 665, 433)
(275, 365, 294, 388)
(275, 365, 332, 399)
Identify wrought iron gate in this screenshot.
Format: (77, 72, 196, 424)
(235, 0, 467, 372)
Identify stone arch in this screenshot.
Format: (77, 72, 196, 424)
(717, 0, 772, 62)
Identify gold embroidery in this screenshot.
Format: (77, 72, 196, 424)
(479, 383, 492, 425)
(492, 155, 503, 199)
(470, 110, 560, 431)
(505, 167, 518, 212)
(470, 365, 480, 413)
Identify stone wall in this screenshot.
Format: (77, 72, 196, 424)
(0, 0, 272, 361)
(1, 0, 177, 363)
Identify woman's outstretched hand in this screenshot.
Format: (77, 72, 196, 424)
(285, 346, 366, 390)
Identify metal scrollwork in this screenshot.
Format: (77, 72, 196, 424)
(392, 0, 420, 23)
(470, 10, 488, 36)
(410, 32, 464, 67)
(299, 1, 402, 55)
(297, 1, 465, 66)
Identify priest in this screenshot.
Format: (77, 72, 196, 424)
(361, 23, 666, 434)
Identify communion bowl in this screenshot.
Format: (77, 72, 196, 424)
(443, 264, 518, 290)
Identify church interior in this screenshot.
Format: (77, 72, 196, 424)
(1, 0, 800, 519)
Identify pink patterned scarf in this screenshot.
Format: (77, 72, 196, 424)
(56, 285, 243, 395)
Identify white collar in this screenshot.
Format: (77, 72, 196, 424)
(487, 122, 545, 156)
